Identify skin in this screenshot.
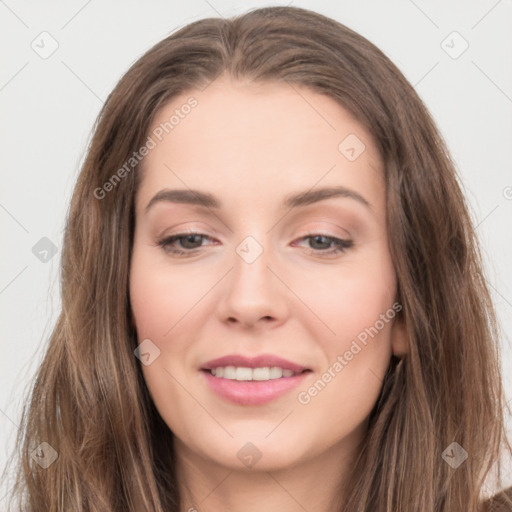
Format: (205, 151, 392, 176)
(129, 74, 408, 512)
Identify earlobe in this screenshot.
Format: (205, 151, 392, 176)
(391, 317, 409, 358)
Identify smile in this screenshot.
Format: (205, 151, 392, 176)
(201, 368, 312, 405)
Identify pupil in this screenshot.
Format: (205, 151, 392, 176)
(184, 234, 200, 248)
(312, 235, 329, 249)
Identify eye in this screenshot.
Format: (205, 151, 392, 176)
(156, 231, 353, 258)
(292, 234, 353, 257)
(157, 232, 215, 256)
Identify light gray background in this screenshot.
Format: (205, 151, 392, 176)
(1, 0, 511, 503)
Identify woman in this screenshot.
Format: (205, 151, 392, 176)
(5, 6, 512, 511)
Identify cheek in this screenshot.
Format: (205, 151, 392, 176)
(298, 245, 396, 412)
(297, 298, 396, 441)
(295, 248, 396, 345)
(129, 249, 202, 343)
(129, 252, 196, 433)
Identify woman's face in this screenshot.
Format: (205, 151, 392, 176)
(129, 75, 407, 472)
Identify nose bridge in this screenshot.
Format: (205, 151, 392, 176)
(231, 233, 273, 296)
(235, 234, 267, 267)
(217, 232, 287, 326)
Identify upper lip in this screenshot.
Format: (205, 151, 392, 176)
(201, 354, 310, 373)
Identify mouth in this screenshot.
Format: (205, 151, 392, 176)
(199, 353, 313, 405)
(201, 366, 313, 407)
(201, 366, 312, 381)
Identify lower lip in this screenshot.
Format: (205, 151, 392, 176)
(201, 370, 311, 405)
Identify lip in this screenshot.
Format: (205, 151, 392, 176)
(201, 370, 311, 405)
(201, 354, 309, 373)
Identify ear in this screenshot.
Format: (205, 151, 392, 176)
(390, 315, 409, 358)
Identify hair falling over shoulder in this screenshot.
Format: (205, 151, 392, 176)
(3, 6, 511, 512)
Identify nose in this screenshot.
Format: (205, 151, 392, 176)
(215, 236, 290, 329)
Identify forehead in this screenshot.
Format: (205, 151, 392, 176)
(136, 76, 384, 216)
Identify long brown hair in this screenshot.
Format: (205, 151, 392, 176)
(4, 6, 511, 511)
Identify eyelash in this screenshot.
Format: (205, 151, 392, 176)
(156, 231, 353, 258)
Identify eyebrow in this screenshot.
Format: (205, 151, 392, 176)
(144, 186, 373, 214)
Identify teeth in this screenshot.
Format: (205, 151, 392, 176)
(236, 367, 252, 380)
(209, 366, 298, 381)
